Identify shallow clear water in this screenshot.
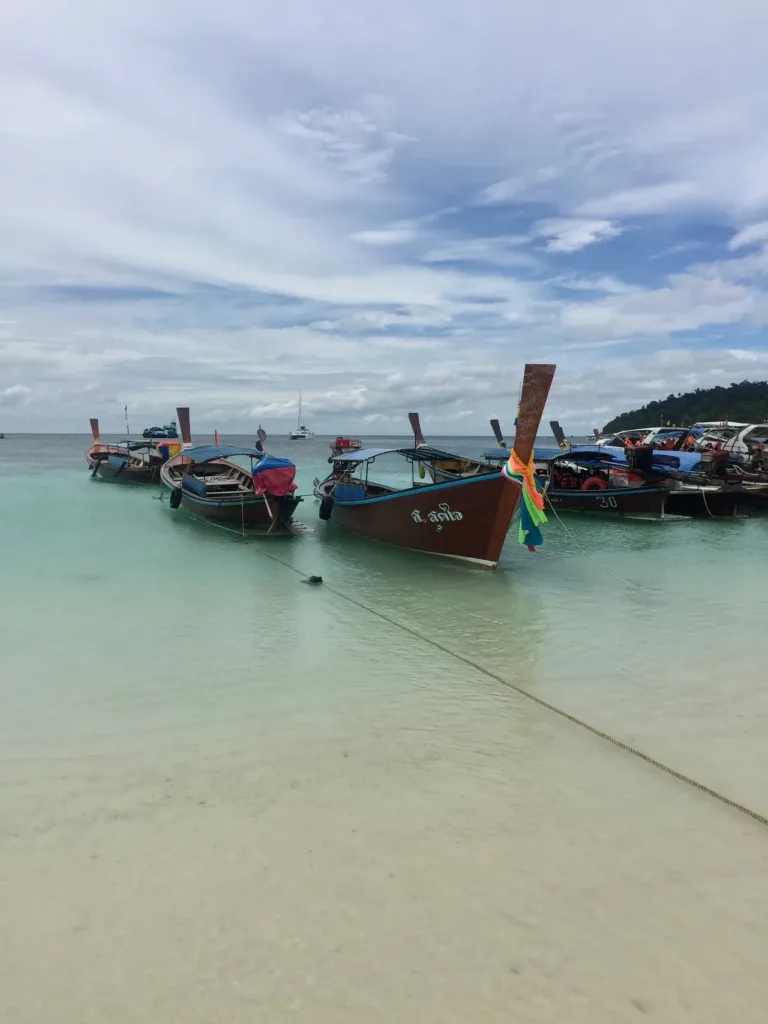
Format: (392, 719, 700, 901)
(2, 433, 767, 1022)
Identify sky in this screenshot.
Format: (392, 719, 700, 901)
(2, 0, 768, 434)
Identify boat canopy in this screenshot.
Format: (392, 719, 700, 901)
(331, 445, 462, 463)
(550, 445, 704, 473)
(252, 455, 297, 497)
(185, 444, 270, 462)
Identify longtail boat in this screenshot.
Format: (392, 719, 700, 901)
(313, 363, 555, 567)
(499, 421, 750, 519)
(484, 421, 671, 519)
(159, 407, 302, 532)
(85, 418, 164, 484)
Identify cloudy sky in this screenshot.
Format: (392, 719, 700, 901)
(2, 0, 768, 434)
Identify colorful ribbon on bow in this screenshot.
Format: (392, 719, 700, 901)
(502, 449, 547, 550)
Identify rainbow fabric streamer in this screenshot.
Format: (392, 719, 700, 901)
(502, 449, 547, 551)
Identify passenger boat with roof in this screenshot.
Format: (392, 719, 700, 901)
(160, 408, 302, 532)
(85, 418, 165, 484)
(313, 363, 555, 567)
(485, 415, 759, 518)
(142, 421, 178, 439)
(482, 423, 671, 519)
(328, 436, 363, 460)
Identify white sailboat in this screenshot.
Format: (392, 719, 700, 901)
(288, 391, 314, 440)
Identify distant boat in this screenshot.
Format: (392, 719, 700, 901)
(142, 421, 178, 439)
(160, 407, 303, 532)
(85, 418, 165, 484)
(288, 392, 314, 440)
(328, 436, 362, 461)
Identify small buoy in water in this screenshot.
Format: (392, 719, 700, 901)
(303, 575, 323, 585)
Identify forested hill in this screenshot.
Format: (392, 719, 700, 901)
(602, 380, 768, 432)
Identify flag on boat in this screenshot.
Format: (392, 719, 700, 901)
(502, 449, 547, 551)
(252, 456, 297, 497)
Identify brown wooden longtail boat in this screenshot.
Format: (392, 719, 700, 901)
(85, 418, 164, 484)
(159, 408, 302, 533)
(313, 363, 556, 567)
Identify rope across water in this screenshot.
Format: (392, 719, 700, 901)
(169, 500, 768, 829)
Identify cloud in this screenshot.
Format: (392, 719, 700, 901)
(0, 384, 33, 406)
(578, 182, 701, 218)
(532, 218, 623, 254)
(421, 236, 534, 267)
(1, 0, 768, 432)
(559, 271, 757, 338)
(728, 222, 768, 251)
(274, 106, 412, 185)
(351, 223, 417, 245)
(473, 179, 523, 205)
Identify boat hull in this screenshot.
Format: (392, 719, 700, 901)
(178, 489, 301, 528)
(733, 486, 768, 511)
(317, 473, 521, 566)
(666, 488, 745, 517)
(86, 454, 160, 484)
(545, 485, 668, 517)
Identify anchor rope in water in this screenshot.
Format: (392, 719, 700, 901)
(258, 545, 768, 829)
(151, 483, 768, 827)
(543, 493, 642, 588)
(176, 509, 768, 829)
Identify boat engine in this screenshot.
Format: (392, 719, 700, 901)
(625, 445, 654, 474)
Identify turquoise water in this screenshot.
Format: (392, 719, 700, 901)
(2, 433, 768, 1022)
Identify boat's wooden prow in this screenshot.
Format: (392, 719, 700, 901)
(485, 363, 556, 564)
(409, 412, 427, 447)
(89, 418, 101, 443)
(514, 364, 556, 463)
(176, 407, 192, 447)
(490, 418, 506, 447)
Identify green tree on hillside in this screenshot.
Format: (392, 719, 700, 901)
(602, 380, 768, 432)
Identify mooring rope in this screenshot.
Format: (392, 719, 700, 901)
(543, 495, 640, 587)
(259, 548, 768, 827)
(165, 507, 768, 829)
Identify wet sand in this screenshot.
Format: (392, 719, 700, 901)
(3, 698, 767, 1023)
